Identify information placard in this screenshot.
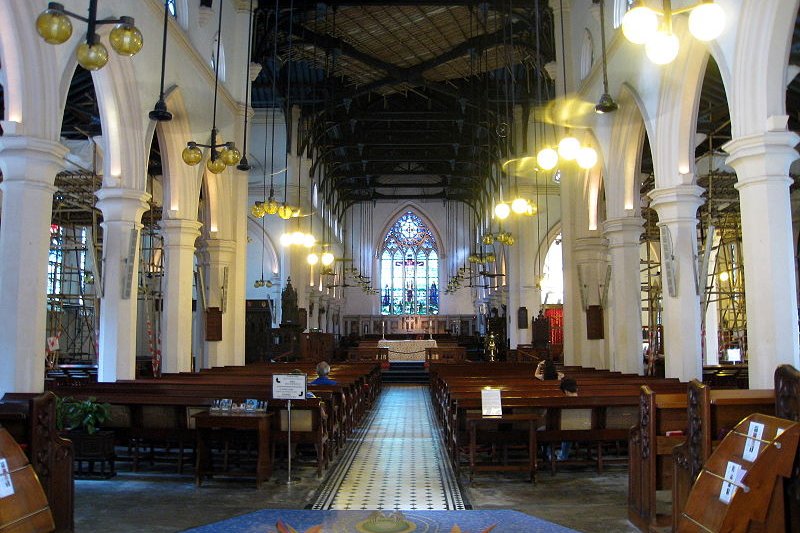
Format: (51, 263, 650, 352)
(0, 458, 13, 498)
(742, 421, 765, 462)
(481, 388, 502, 416)
(273, 374, 307, 400)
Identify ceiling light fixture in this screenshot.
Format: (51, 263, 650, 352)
(622, 1, 725, 65)
(36, 1, 142, 71)
(594, 0, 618, 114)
(181, 4, 240, 173)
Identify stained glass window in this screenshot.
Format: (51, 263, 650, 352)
(380, 212, 439, 315)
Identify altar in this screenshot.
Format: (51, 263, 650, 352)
(378, 339, 437, 361)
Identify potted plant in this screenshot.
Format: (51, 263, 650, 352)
(57, 396, 115, 478)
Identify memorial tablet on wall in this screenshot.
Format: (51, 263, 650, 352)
(206, 307, 222, 341)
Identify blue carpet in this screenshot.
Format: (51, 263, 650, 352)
(183, 509, 579, 532)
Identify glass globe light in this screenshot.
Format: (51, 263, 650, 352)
(76, 41, 109, 71)
(291, 231, 305, 245)
(36, 6, 73, 44)
(264, 198, 279, 215)
(511, 198, 528, 214)
(485, 253, 496, 263)
(557, 136, 580, 160)
(719, 271, 730, 282)
(482, 234, 494, 245)
(220, 146, 241, 166)
(206, 156, 227, 174)
(182, 144, 203, 165)
(645, 31, 680, 65)
(250, 202, 265, 218)
(321, 251, 335, 266)
(576, 146, 598, 169)
(506, 236, 515, 245)
(536, 147, 559, 170)
(621, 5, 659, 45)
(302, 234, 316, 248)
(109, 18, 143, 56)
(688, 3, 725, 41)
(494, 202, 511, 219)
(525, 203, 538, 216)
(307, 252, 319, 266)
(277, 205, 293, 220)
(468, 254, 478, 264)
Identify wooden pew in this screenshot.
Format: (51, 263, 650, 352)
(0, 428, 55, 533)
(629, 383, 775, 532)
(47, 363, 379, 480)
(0, 392, 74, 533)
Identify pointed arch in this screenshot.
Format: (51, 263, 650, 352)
(153, 86, 203, 221)
(374, 203, 446, 260)
(607, 84, 648, 216)
(378, 207, 441, 316)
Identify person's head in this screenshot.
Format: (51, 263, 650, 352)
(560, 378, 578, 396)
(316, 361, 331, 377)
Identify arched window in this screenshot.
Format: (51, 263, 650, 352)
(541, 233, 563, 304)
(613, 0, 636, 28)
(380, 212, 439, 315)
(579, 29, 594, 81)
(211, 33, 226, 82)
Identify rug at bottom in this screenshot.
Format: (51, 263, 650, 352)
(182, 509, 579, 533)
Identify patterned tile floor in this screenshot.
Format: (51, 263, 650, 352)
(312, 385, 467, 511)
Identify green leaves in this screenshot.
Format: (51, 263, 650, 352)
(56, 396, 110, 435)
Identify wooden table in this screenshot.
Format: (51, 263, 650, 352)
(467, 412, 538, 483)
(194, 411, 273, 488)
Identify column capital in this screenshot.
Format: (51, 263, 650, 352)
(603, 216, 643, 248)
(159, 219, 203, 239)
(202, 238, 237, 259)
(0, 135, 68, 185)
(95, 188, 151, 222)
(648, 184, 705, 224)
(573, 236, 607, 256)
(724, 130, 800, 190)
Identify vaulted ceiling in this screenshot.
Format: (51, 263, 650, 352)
(251, 1, 556, 215)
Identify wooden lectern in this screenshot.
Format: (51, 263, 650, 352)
(0, 427, 55, 533)
(677, 413, 799, 532)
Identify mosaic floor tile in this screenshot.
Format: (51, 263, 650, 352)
(311, 385, 467, 510)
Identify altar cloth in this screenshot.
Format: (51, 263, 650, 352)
(378, 339, 437, 361)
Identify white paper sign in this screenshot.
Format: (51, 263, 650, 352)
(0, 458, 14, 498)
(272, 374, 307, 400)
(719, 461, 746, 504)
(481, 388, 502, 417)
(742, 421, 765, 462)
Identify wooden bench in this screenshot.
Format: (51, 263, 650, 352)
(0, 428, 55, 533)
(629, 383, 774, 532)
(0, 392, 73, 533)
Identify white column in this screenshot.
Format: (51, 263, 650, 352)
(603, 216, 644, 374)
(202, 238, 237, 368)
(159, 219, 202, 374)
(649, 185, 704, 382)
(0, 136, 67, 394)
(95, 188, 151, 382)
(724, 130, 800, 388)
(510, 241, 525, 350)
(571, 236, 608, 369)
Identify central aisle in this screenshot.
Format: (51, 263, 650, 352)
(311, 385, 467, 510)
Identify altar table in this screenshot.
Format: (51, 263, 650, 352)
(377, 339, 437, 361)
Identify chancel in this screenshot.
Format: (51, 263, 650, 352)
(1, 1, 800, 532)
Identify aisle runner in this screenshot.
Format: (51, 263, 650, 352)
(311, 385, 467, 510)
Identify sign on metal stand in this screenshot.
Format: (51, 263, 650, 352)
(272, 373, 307, 484)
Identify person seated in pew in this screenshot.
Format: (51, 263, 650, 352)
(556, 378, 580, 461)
(309, 361, 337, 386)
(535, 357, 564, 381)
